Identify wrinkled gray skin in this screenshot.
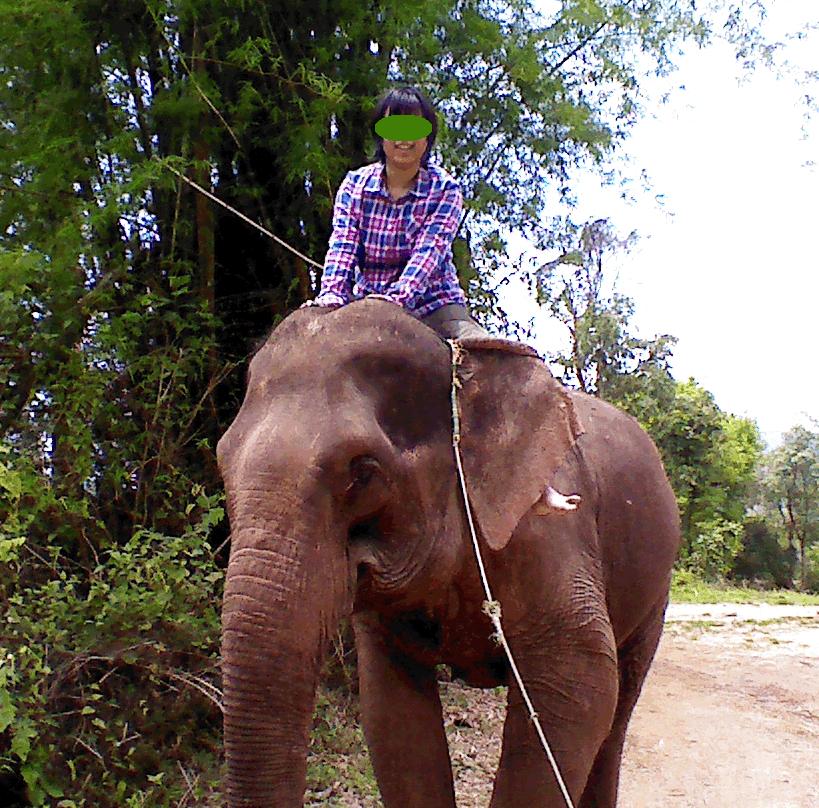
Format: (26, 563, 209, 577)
(217, 300, 680, 807)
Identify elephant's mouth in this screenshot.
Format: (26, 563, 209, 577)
(349, 512, 382, 546)
(348, 507, 435, 608)
(348, 510, 386, 601)
(388, 610, 443, 652)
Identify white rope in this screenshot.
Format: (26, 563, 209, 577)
(164, 164, 325, 270)
(446, 339, 576, 808)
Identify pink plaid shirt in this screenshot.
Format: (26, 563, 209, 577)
(313, 161, 468, 317)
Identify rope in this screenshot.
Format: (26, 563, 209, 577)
(446, 339, 576, 808)
(163, 163, 324, 270)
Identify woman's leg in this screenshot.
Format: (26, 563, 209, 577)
(420, 304, 490, 340)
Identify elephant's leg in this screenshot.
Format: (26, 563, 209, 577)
(489, 617, 619, 808)
(352, 613, 456, 808)
(578, 596, 668, 808)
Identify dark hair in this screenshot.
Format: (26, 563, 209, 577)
(371, 85, 438, 168)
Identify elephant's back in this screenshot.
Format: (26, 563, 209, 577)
(565, 391, 680, 643)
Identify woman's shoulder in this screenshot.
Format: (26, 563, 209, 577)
(350, 160, 458, 179)
(335, 163, 382, 198)
(341, 161, 460, 196)
(427, 162, 460, 184)
(423, 161, 460, 188)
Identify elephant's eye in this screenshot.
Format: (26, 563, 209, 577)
(348, 455, 381, 488)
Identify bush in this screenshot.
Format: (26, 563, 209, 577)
(681, 518, 743, 580)
(804, 545, 819, 595)
(729, 517, 795, 589)
(0, 485, 225, 807)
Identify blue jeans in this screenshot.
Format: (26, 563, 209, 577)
(420, 304, 489, 340)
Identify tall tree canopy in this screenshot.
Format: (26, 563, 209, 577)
(531, 217, 677, 398)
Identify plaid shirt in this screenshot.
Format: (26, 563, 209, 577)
(313, 161, 468, 318)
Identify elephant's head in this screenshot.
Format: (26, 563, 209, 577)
(216, 300, 582, 806)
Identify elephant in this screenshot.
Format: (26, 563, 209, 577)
(216, 298, 680, 807)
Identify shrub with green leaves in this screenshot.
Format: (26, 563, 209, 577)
(1, 480, 225, 807)
(681, 518, 744, 581)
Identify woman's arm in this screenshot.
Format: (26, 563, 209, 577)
(376, 182, 463, 310)
(308, 173, 359, 307)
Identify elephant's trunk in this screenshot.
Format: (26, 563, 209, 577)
(221, 517, 349, 807)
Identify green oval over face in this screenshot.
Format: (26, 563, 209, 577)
(375, 114, 433, 141)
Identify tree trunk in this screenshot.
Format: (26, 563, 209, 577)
(798, 529, 807, 591)
(191, 24, 216, 320)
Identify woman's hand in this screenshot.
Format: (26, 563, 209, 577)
(299, 299, 342, 310)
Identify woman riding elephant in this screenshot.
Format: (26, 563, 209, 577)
(300, 84, 488, 340)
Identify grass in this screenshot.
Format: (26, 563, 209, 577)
(671, 570, 819, 605)
(305, 686, 380, 807)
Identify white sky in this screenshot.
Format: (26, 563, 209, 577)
(498, 2, 818, 449)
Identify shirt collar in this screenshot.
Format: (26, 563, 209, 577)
(363, 162, 432, 200)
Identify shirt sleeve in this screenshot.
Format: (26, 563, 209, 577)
(314, 173, 359, 306)
(383, 181, 464, 311)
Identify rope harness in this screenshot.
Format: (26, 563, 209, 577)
(446, 339, 576, 808)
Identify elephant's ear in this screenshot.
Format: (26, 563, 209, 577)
(452, 338, 584, 552)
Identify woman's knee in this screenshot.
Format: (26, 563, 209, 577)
(421, 304, 490, 340)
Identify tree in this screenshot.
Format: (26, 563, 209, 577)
(531, 218, 677, 399)
(647, 379, 720, 524)
(730, 516, 796, 589)
(714, 415, 764, 526)
(762, 425, 819, 590)
(643, 380, 765, 577)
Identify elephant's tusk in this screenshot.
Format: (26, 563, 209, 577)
(544, 486, 581, 512)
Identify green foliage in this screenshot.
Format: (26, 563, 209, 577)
(307, 688, 378, 805)
(0, 489, 225, 807)
(640, 379, 722, 514)
(633, 378, 764, 570)
(682, 518, 744, 580)
(804, 545, 819, 594)
(729, 516, 796, 589)
(758, 424, 819, 590)
(714, 415, 764, 524)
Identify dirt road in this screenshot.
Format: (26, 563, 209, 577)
(441, 604, 819, 808)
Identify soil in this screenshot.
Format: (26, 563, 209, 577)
(438, 603, 819, 808)
(296, 603, 819, 807)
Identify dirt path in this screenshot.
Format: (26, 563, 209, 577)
(441, 604, 819, 808)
